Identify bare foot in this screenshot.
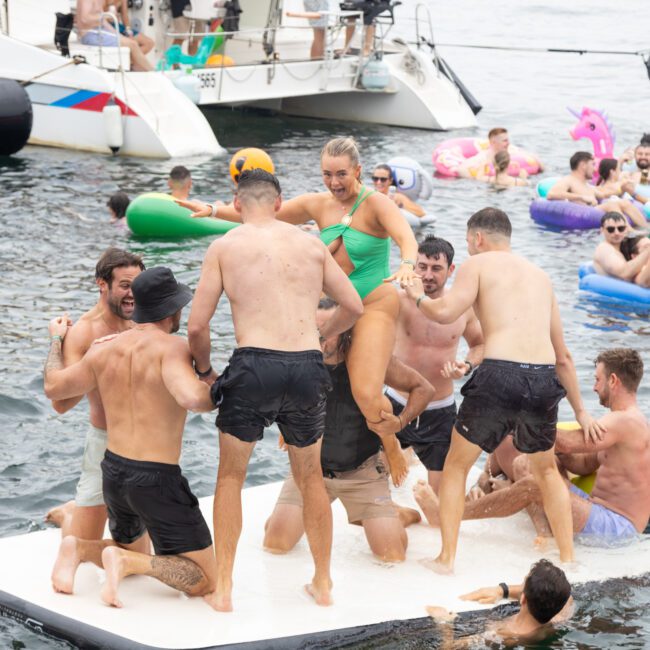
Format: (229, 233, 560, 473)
(382, 435, 409, 487)
(51, 535, 81, 594)
(419, 556, 454, 575)
(397, 505, 421, 527)
(413, 479, 440, 526)
(100, 546, 126, 608)
(45, 500, 75, 530)
(203, 590, 233, 612)
(304, 578, 333, 607)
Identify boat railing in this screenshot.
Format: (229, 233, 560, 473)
(96, 12, 126, 72)
(414, 3, 439, 71)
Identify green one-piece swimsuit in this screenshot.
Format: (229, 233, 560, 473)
(320, 187, 390, 300)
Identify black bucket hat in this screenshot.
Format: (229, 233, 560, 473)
(131, 266, 193, 323)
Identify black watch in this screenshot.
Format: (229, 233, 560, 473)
(464, 360, 474, 376)
(194, 363, 213, 378)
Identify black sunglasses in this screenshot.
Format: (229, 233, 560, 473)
(371, 175, 391, 182)
(605, 225, 627, 233)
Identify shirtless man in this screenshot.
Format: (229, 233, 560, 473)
(402, 207, 602, 572)
(76, 0, 154, 71)
(427, 560, 572, 649)
(593, 212, 650, 286)
(547, 152, 646, 227)
(264, 298, 430, 563)
(620, 142, 650, 186)
(168, 165, 192, 201)
(46, 248, 144, 540)
(45, 267, 219, 609)
(416, 348, 650, 548)
(187, 169, 363, 611)
(386, 236, 484, 493)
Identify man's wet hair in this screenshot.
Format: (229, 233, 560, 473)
(488, 127, 507, 139)
(523, 560, 571, 624)
(467, 207, 512, 238)
(570, 151, 593, 171)
(317, 298, 352, 358)
(169, 165, 191, 182)
(106, 191, 130, 219)
(236, 168, 281, 203)
(600, 211, 626, 227)
(418, 235, 455, 266)
(95, 248, 145, 286)
(595, 348, 643, 392)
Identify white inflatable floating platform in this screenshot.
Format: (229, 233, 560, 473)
(1, 466, 649, 649)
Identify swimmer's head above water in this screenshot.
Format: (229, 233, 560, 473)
(522, 559, 571, 624)
(465, 207, 512, 255)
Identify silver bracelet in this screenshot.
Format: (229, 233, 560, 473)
(210, 203, 218, 218)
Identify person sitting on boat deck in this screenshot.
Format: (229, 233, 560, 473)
(45, 267, 220, 610)
(596, 158, 649, 227)
(45, 249, 143, 542)
(103, 0, 154, 54)
(187, 169, 363, 611)
(107, 191, 130, 223)
(168, 165, 193, 201)
(414, 348, 650, 549)
(75, 0, 154, 71)
(477, 151, 529, 188)
(456, 128, 525, 180)
(179, 136, 420, 490)
(620, 141, 650, 187)
(620, 233, 650, 287)
(427, 560, 572, 649)
(402, 207, 604, 573)
(593, 212, 650, 287)
(264, 298, 430, 563)
(388, 235, 484, 494)
(547, 152, 647, 228)
(371, 163, 426, 220)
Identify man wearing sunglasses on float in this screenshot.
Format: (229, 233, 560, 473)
(370, 164, 426, 220)
(593, 212, 650, 283)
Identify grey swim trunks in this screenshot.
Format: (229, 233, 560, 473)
(75, 425, 108, 507)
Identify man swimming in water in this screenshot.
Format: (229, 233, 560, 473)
(46, 248, 144, 541)
(388, 236, 484, 493)
(187, 169, 363, 611)
(45, 267, 219, 610)
(402, 207, 603, 572)
(168, 165, 193, 201)
(264, 298, 430, 563)
(427, 560, 572, 648)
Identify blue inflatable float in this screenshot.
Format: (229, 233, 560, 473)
(530, 199, 603, 229)
(578, 263, 650, 305)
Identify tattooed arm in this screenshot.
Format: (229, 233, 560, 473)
(44, 314, 97, 400)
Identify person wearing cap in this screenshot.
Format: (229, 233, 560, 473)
(44, 267, 220, 611)
(187, 168, 364, 612)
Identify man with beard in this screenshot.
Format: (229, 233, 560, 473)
(621, 141, 650, 186)
(387, 236, 484, 493)
(46, 248, 144, 542)
(414, 348, 650, 548)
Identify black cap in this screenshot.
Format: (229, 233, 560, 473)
(131, 267, 192, 323)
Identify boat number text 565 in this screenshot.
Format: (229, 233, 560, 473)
(198, 73, 217, 88)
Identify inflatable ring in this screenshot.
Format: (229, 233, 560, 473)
(578, 263, 650, 305)
(400, 208, 436, 228)
(126, 193, 239, 238)
(432, 138, 542, 178)
(557, 421, 597, 494)
(529, 199, 603, 229)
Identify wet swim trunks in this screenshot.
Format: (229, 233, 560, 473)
(569, 484, 638, 546)
(212, 347, 332, 447)
(455, 359, 566, 454)
(101, 450, 212, 555)
(385, 388, 456, 471)
(75, 425, 107, 507)
(277, 452, 397, 524)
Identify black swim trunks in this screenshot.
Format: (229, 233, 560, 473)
(455, 359, 566, 454)
(101, 451, 212, 556)
(170, 0, 189, 19)
(386, 392, 456, 471)
(212, 347, 332, 447)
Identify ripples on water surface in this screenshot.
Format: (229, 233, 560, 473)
(1, 0, 649, 646)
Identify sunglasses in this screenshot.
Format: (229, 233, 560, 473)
(605, 225, 627, 233)
(371, 176, 391, 182)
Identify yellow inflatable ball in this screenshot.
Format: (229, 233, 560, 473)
(206, 54, 234, 67)
(229, 148, 275, 184)
(557, 421, 597, 494)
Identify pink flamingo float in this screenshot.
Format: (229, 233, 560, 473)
(567, 106, 616, 180)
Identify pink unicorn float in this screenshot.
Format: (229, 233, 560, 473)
(567, 106, 616, 180)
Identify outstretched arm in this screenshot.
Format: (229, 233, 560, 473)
(187, 241, 224, 384)
(550, 296, 605, 443)
(50, 318, 90, 414)
(319, 245, 364, 340)
(44, 315, 97, 400)
(555, 414, 620, 454)
(162, 340, 214, 412)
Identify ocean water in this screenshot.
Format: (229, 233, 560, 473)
(1, 0, 649, 647)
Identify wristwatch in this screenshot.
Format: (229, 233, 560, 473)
(464, 360, 474, 376)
